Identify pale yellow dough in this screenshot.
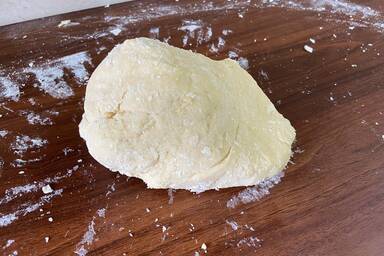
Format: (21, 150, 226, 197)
(79, 38, 295, 192)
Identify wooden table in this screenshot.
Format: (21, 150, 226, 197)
(1, 0, 384, 255)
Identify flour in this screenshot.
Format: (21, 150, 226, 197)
(58, 20, 80, 28)
(24, 51, 90, 99)
(0, 189, 63, 227)
(0, 165, 79, 205)
(3, 239, 15, 249)
(0, 130, 8, 138)
(11, 135, 48, 156)
(257, 0, 384, 31)
(227, 172, 284, 208)
(226, 220, 239, 231)
(168, 188, 174, 204)
(19, 110, 53, 125)
(75, 207, 107, 256)
(237, 236, 262, 248)
(96, 208, 106, 218)
(0, 75, 20, 102)
(109, 27, 122, 36)
(74, 220, 96, 256)
(149, 27, 160, 38)
(237, 57, 249, 70)
(179, 20, 212, 46)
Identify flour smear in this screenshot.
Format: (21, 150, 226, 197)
(25, 51, 90, 99)
(227, 172, 284, 208)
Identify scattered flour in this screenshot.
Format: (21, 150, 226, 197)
(75, 220, 96, 256)
(256, 0, 384, 32)
(3, 239, 15, 249)
(0, 130, 9, 138)
(179, 20, 212, 46)
(19, 110, 53, 125)
(0, 165, 79, 205)
(24, 51, 90, 99)
(11, 135, 48, 156)
(149, 27, 160, 38)
(168, 188, 174, 204)
(0, 189, 63, 227)
(226, 220, 239, 231)
(0, 75, 20, 101)
(58, 20, 80, 28)
(237, 57, 249, 70)
(228, 51, 239, 59)
(109, 27, 122, 36)
(96, 208, 106, 218)
(227, 172, 284, 208)
(237, 236, 262, 248)
(75, 207, 107, 256)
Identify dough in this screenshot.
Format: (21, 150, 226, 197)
(79, 38, 295, 192)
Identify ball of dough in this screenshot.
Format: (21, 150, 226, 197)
(79, 38, 295, 192)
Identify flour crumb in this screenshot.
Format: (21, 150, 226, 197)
(226, 219, 239, 231)
(48, 217, 53, 222)
(0, 130, 8, 138)
(149, 27, 160, 38)
(304, 45, 314, 53)
(201, 243, 207, 252)
(237, 57, 249, 70)
(309, 38, 316, 44)
(110, 27, 122, 36)
(44, 237, 49, 243)
(97, 208, 106, 218)
(42, 185, 53, 194)
(3, 239, 15, 249)
(58, 20, 79, 28)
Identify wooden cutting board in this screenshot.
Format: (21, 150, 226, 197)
(1, 0, 384, 255)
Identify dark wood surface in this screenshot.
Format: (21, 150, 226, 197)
(1, 0, 384, 255)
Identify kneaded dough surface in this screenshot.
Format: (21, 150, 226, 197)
(79, 38, 295, 192)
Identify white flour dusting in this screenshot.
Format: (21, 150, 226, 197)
(227, 172, 284, 208)
(74, 220, 96, 256)
(237, 57, 249, 70)
(109, 27, 122, 36)
(228, 51, 239, 59)
(226, 220, 239, 231)
(24, 51, 90, 99)
(257, 0, 384, 31)
(11, 135, 48, 156)
(0, 189, 63, 227)
(3, 239, 15, 249)
(237, 236, 262, 248)
(0, 165, 79, 205)
(179, 20, 212, 46)
(168, 188, 174, 204)
(19, 110, 53, 125)
(149, 27, 160, 38)
(0, 130, 9, 138)
(0, 75, 20, 102)
(75, 207, 107, 256)
(96, 208, 106, 218)
(58, 19, 80, 28)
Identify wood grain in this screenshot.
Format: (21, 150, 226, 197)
(1, 0, 384, 255)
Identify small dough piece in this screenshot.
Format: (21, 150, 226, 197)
(79, 38, 295, 192)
